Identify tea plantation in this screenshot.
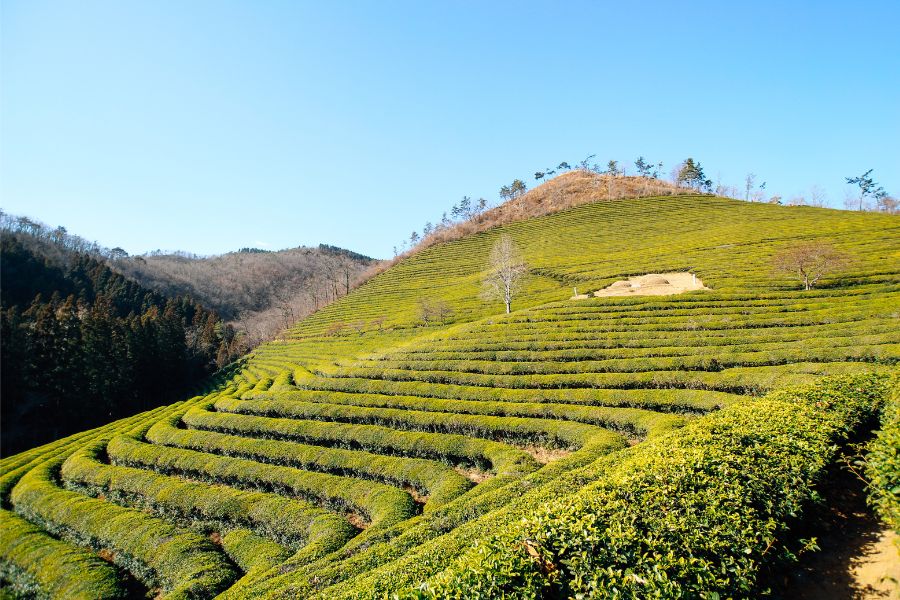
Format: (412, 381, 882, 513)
(2, 194, 898, 599)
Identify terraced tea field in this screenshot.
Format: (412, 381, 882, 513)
(2, 194, 898, 598)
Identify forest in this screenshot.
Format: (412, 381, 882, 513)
(0, 232, 242, 454)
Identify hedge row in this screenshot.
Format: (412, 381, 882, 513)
(218, 417, 634, 599)
(359, 343, 896, 376)
(0, 404, 176, 498)
(147, 415, 472, 510)
(287, 377, 736, 413)
(506, 287, 899, 320)
(443, 302, 890, 335)
(477, 290, 899, 323)
(0, 406, 186, 599)
(248, 392, 683, 439)
(215, 396, 623, 450)
(10, 458, 237, 599)
(381, 331, 898, 364)
(323, 361, 893, 394)
(461, 303, 885, 333)
(454, 294, 884, 332)
(61, 436, 348, 549)
(107, 434, 415, 530)
(183, 405, 540, 476)
(389, 318, 892, 351)
(405, 374, 893, 599)
(866, 376, 900, 534)
(0, 509, 125, 599)
(221, 528, 293, 574)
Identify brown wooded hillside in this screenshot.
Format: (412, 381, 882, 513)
(114, 245, 376, 345)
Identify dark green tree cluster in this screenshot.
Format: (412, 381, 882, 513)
(499, 179, 528, 202)
(1, 234, 242, 454)
(676, 158, 713, 192)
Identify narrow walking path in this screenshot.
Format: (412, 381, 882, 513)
(780, 464, 899, 599)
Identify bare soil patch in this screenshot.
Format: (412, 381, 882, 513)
(346, 513, 369, 530)
(775, 463, 900, 599)
(453, 466, 492, 483)
(402, 484, 429, 505)
(519, 445, 572, 464)
(582, 272, 710, 299)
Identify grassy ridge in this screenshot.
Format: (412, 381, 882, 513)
(409, 374, 893, 599)
(1, 190, 897, 598)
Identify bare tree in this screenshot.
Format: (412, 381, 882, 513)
(773, 241, 849, 290)
(482, 235, 528, 313)
(744, 173, 756, 201)
(876, 195, 898, 214)
(808, 185, 827, 207)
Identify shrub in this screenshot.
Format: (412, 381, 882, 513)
(409, 374, 892, 599)
(866, 376, 900, 533)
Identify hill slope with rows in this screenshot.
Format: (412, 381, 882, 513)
(1, 188, 898, 599)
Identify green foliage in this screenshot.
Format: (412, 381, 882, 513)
(107, 429, 414, 530)
(182, 403, 539, 476)
(0, 234, 241, 455)
(146, 413, 473, 510)
(0, 510, 124, 599)
(866, 376, 900, 533)
(676, 157, 712, 192)
(61, 437, 344, 549)
(1, 193, 896, 599)
(10, 458, 238, 599)
(412, 374, 893, 599)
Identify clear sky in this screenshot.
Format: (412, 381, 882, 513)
(2, 1, 898, 259)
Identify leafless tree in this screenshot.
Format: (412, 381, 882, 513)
(808, 185, 827, 207)
(744, 173, 756, 201)
(482, 235, 528, 313)
(417, 297, 454, 325)
(773, 241, 850, 290)
(876, 195, 898, 214)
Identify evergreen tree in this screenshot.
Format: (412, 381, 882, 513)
(676, 158, 713, 192)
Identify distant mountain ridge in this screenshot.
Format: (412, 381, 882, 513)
(113, 243, 376, 344)
(0, 210, 378, 346)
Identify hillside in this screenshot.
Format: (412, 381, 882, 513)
(378, 169, 689, 273)
(0, 232, 242, 455)
(1, 188, 897, 598)
(112, 245, 376, 345)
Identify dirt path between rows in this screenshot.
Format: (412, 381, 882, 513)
(778, 464, 899, 599)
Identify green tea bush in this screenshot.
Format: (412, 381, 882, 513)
(215, 396, 621, 449)
(61, 437, 347, 548)
(183, 404, 540, 475)
(866, 376, 900, 533)
(11, 459, 238, 599)
(0, 510, 124, 599)
(410, 374, 892, 599)
(287, 377, 736, 412)
(248, 391, 683, 438)
(107, 434, 415, 529)
(147, 416, 472, 510)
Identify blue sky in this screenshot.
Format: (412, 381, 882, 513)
(2, 0, 898, 259)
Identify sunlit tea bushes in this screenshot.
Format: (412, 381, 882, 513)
(408, 375, 893, 600)
(0, 510, 125, 599)
(866, 377, 900, 533)
(146, 416, 473, 510)
(1, 192, 896, 598)
(11, 459, 239, 599)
